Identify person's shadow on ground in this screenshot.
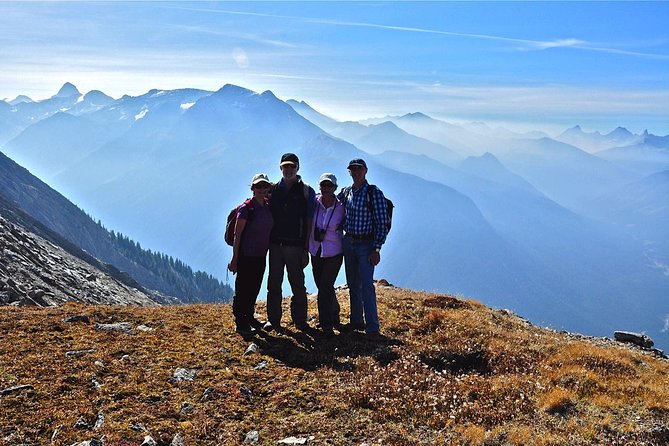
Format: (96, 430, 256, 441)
(251, 326, 403, 371)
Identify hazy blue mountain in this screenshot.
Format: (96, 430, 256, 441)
(54, 82, 81, 98)
(2, 83, 667, 349)
(372, 111, 645, 212)
(373, 149, 668, 347)
(1, 85, 572, 322)
(596, 139, 669, 176)
(363, 112, 501, 157)
(490, 137, 642, 212)
(7, 95, 34, 106)
(462, 121, 549, 140)
(289, 100, 461, 165)
(4, 112, 117, 183)
(555, 125, 643, 153)
(458, 152, 539, 194)
(287, 99, 341, 130)
(0, 101, 23, 145)
(68, 90, 116, 115)
(587, 170, 669, 263)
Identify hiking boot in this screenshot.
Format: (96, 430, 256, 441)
(340, 322, 366, 332)
(235, 326, 256, 337)
(295, 322, 310, 331)
(365, 331, 384, 342)
(263, 321, 284, 333)
(321, 327, 335, 339)
(250, 318, 265, 330)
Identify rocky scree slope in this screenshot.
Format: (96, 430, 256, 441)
(0, 214, 161, 307)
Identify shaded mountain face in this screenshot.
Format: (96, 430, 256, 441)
(0, 150, 231, 304)
(0, 213, 161, 307)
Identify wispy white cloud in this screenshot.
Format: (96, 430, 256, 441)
(167, 24, 300, 49)
(166, 6, 669, 60)
(232, 48, 249, 69)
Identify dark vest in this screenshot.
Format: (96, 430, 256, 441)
(270, 180, 308, 245)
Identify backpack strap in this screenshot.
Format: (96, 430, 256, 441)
(366, 185, 376, 214)
(243, 198, 255, 221)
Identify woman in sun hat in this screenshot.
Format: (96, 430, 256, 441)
(308, 173, 345, 338)
(228, 173, 274, 337)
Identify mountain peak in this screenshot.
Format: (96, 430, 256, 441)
(560, 125, 585, 137)
(606, 126, 633, 138)
(8, 95, 34, 106)
(215, 84, 256, 97)
(83, 90, 114, 104)
(54, 82, 81, 98)
(402, 112, 431, 120)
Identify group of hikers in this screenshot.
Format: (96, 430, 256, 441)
(228, 153, 390, 339)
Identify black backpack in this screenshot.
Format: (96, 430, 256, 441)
(342, 185, 394, 232)
(224, 199, 254, 246)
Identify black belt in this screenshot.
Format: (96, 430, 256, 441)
(346, 233, 373, 240)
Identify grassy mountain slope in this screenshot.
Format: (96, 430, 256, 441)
(1, 286, 667, 445)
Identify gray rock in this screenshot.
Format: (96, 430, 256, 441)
(244, 430, 259, 444)
(254, 361, 268, 370)
(68, 440, 103, 446)
(244, 343, 259, 356)
(614, 331, 654, 348)
(200, 387, 215, 402)
(140, 436, 157, 446)
(240, 385, 253, 401)
(74, 416, 91, 430)
(650, 348, 668, 359)
(66, 348, 97, 358)
(170, 433, 185, 446)
(169, 368, 196, 384)
(1, 384, 34, 396)
(130, 422, 148, 432)
(278, 437, 310, 445)
(95, 322, 134, 335)
(179, 401, 194, 418)
(93, 412, 105, 430)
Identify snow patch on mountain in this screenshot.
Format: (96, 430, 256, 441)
(135, 108, 148, 120)
(180, 102, 195, 111)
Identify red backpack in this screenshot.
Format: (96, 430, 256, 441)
(224, 199, 254, 246)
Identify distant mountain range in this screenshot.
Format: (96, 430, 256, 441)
(1, 83, 667, 350)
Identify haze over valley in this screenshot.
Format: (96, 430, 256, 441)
(1, 81, 667, 350)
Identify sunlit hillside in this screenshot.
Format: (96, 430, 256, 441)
(1, 285, 667, 445)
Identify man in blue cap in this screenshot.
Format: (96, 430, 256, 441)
(338, 158, 390, 337)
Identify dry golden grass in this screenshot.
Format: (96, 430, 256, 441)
(1, 287, 668, 445)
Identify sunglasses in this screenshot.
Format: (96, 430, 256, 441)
(281, 164, 297, 169)
(320, 182, 335, 188)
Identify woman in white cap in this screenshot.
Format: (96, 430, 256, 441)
(229, 173, 274, 337)
(308, 173, 345, 338)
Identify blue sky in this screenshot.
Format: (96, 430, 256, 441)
(1, 1, 668, 134)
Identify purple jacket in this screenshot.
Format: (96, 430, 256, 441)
(308, 194, 345, 258)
